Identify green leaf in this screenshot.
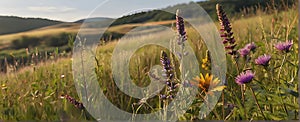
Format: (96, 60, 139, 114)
(285, 89, 299, 97)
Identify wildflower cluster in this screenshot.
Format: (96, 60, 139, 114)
(233, 39, 293, 85)
(215, 4, 294, 86)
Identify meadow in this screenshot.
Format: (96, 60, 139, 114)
(0, 2, 299, 121)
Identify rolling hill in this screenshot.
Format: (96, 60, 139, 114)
(0, 16, 63, 35)
(110, 0, 296, 26)
(74, 17, 114, 23)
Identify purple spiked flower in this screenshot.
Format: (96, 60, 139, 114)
(176, 9, 187, 44)
(160, 51, 172, 72)
(62, 95, 84, 109)
(160, 51, 177, 100)
(235, 70, 255, 85)
(255, 54, 271, 66)
(216, 4, 238, 58)
(238, 48, 250, 57)
(275, 40, 293, 52)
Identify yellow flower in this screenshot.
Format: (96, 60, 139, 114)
(191, 73, 226, 93)
(1, 84, 7, 90)
(202, 58, 209, 70)
(201, 50, 211, 70)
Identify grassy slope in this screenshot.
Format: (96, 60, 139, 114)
(0, 20, 174, 50)
(0, 23, 79, 45)
(0, 16, 63, 35)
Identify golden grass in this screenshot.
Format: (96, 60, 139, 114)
(0, 24, 80, 45)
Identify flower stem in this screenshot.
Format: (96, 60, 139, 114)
(277, 54, 287, 84)
(199, 93, 222, 120)
(249, 86, 266, 119)
(222, 91, 225, 120)
(276, 54, 289, 116)
(241, 84, 247, 119)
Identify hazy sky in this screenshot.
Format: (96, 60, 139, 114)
(0, 0, 203, 22)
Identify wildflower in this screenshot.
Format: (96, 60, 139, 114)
(191, 73, 225, 92)
(193, 73, 212, 91)
(160, 51, 173, 77)
(1, 84, 7, 90)
(160, 51, 177, 100)
(61, 75, 65, 78)
(245, 42, 256, 52)
(238, 42, 256, 57)
(160, 94, 167, 100)
(176, 9, 187, 45)
(238, 48, 250, 57)
(235, 70, 255, 85)
(202, 50, 211, 70)
(61, 95, 84, 109)
(255, 54, 271, 67)
(216, 4, 238, 58)
(275, 40, 293, 52)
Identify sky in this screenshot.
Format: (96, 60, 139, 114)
(0, 0, 203, 22)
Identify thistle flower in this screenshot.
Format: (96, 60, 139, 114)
(202, 50, 211, 70)
(238, 42, 256, 57)
(216, 4, 237, 58)
(61, 95, 84, 109)
(255, 54, 271, 67)
(245, 42, 256, 52)
(235, 70, 254, 85)
(238, 48, 250, 57)
(275, 40, 293, 52)
(176, 9, 187, 45)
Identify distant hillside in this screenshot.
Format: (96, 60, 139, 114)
(0, 16, 63, 35)
(74, 17, 113, 23)
(111, 0, 296, 26)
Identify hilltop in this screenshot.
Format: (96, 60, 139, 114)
(0, 16, 63, 35)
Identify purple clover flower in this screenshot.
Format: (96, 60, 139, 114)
(235, 70, 255, 85)
(275, 40, 293, 52)
(255, 54, 271, 67)
(238, 48, 250, 57)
